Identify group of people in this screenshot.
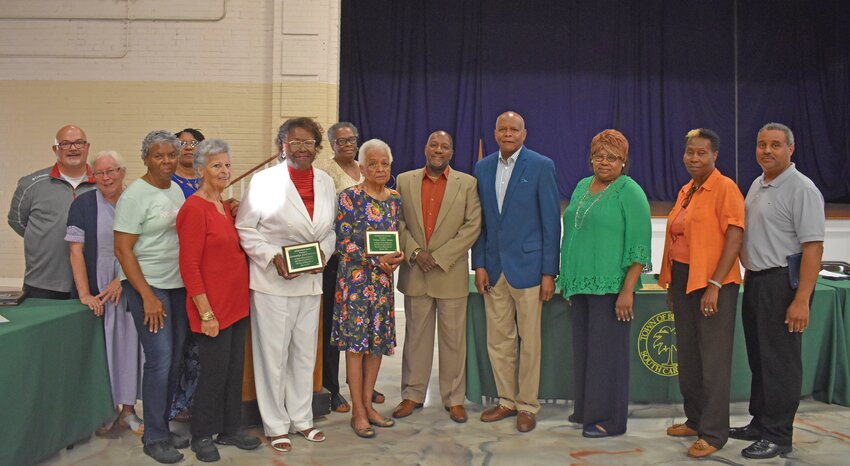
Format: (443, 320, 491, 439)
(7, 112, 823, 463)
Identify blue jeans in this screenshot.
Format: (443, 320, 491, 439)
(123, 281, 188, 444)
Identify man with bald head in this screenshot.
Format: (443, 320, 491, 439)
(8, 125, 96, 299)
(394, 130, 481, 423)
(471, 111, 561, 432)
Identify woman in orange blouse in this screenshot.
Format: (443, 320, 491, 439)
(658, 128, 744, 458)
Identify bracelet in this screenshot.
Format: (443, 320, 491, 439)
(708, 279, 723, 289)
(200, 311, 216, 321)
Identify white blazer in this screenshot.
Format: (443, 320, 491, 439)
(235, 162, 337, 297)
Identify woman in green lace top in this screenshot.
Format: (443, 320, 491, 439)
(558, 129, 651, 438)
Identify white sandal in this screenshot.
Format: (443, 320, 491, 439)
(297, 427, 326, 443)
(270, 435, 292, 452)
(119, 414, 144, 435)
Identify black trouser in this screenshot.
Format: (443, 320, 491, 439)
(321, 254, 341, 396)
(669, 261, 738, 449)
(23, 283, 70, 300)
(190, 317, 248, 438)
(570, 293, 631, 435)
(742, 267, 805, 446)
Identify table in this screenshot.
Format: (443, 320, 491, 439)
(0, 299, 114, 466)
(466, 277, 850, 406)
(812, 278, 850, 403)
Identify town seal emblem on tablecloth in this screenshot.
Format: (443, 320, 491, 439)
(638, 311, 678, 376)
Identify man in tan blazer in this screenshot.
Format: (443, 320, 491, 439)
(393, 130, 482, 423)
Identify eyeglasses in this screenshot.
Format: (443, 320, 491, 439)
(287, 140, 317, 151)
(591, 153, 623, 163)
(55, 140, 89, 150)
(681, 184, 699, 208)
(334, 136, 358, 146)
(179, 140, 199, 148)
(93, 167, 122, 178)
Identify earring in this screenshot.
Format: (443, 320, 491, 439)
(622, 163, 625, 168)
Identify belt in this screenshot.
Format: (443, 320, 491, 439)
(746, 266, 788, 277)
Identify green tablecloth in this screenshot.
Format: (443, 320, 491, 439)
(812, 278, 850, 402)
(466, 277, 850, 406)
(0, 299, 114, 466)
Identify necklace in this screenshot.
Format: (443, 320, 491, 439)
(574, 178, 612, 230)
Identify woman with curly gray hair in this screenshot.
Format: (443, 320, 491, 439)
(176, 139, 260, 462)
(114, 130, 190, 464)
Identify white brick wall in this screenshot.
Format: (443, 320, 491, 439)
(0, 0, 342, 282)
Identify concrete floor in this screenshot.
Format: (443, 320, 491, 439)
(40, 312, 850, 466)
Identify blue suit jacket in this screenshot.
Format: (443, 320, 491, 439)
(471, 146, 561, 289)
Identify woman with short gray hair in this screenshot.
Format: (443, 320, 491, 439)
(176, 139, 260, 462)
(115, 130, 189, 464)
(66, 150, 144, 435)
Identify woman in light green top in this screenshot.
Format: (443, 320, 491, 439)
(558, 129, 651, 438)
(114, 130, 189, 464)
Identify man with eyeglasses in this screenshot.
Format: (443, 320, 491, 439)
(8, 124, 96, 299)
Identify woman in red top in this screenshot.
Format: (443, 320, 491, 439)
(177, 138, 260, 462)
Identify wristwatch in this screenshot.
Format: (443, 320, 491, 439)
(410, 248, 422, 263)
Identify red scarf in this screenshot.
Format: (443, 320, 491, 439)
(288, 165, 314, 219)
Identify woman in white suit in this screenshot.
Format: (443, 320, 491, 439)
(235, 117, 337, 453)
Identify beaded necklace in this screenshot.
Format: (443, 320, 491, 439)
(574, 177, 613, 230)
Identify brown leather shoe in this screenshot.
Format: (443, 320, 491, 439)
(516, 410, 536, 432)
(446, 405, 467, 423)
(666, 423, 698, 437)
(392, 399, 424, 419)
(688, 438, 718, 458)
(479, 404, 517, 422)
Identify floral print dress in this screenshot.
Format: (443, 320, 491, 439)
(331, 186, 401, 356)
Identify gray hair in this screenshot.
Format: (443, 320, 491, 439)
(357, 138, 393, 166)
(759, 122, 795, 146)
(327, 121, 359, 141)
(193, 139, 231, 177)
(91, 150, 125, 169)
(141, 130, 180, 160)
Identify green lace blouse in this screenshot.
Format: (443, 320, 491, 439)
(558, 175, 651, 298)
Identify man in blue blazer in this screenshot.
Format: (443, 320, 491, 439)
(472, 111, 561, 433)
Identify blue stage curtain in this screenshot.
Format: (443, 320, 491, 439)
(340, 0, 850, 202)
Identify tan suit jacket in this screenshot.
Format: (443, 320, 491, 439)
(397, 167, 482, 299)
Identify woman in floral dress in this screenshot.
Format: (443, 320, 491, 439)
(332, 138, 404, 438)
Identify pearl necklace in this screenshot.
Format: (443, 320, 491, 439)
(574, 178, 613, 230)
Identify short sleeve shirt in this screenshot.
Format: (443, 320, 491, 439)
(741, 163, 825, 271)
(114, 179, 185, 288)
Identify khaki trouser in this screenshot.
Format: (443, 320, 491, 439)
(400, 295, 468, 406)
(482, 274, 542, 413)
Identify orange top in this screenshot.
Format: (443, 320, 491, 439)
(669, 207, 689, 264)
(421, 166, 449, 245)
(658, 169, 745, 293)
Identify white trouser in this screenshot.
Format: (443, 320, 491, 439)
(251, 291, 320, 436)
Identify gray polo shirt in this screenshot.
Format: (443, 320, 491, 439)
(495, 147, 521, 213)
(741, 163, 825, 271)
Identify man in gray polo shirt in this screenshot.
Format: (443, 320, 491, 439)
(7, 125, 96, 299)
(730, 122, 825, 459)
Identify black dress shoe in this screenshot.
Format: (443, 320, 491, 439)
(741, 439, 792, 459)
(582, 425, 610, 438)
(143, 439, 184, 464)
(191, 436, 221, 463)
(729, 424, 762, 441)
(215, 431, 262, 450)
(169, 431, 190, 449)
(568, 414, 581, 424)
